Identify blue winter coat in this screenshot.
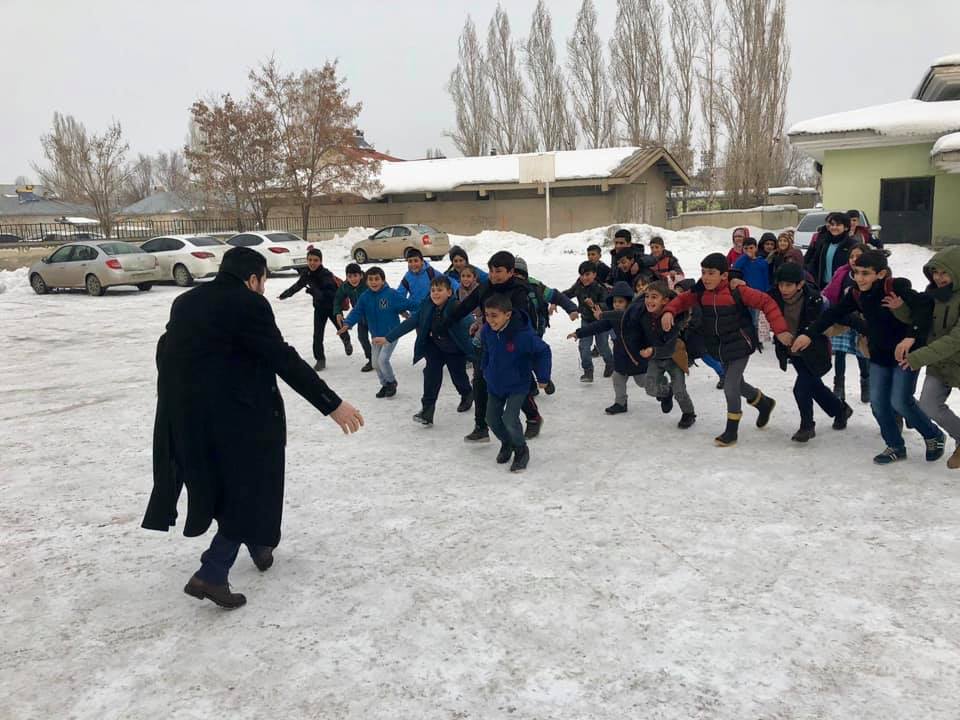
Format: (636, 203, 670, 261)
(480, 310, 552, 397)
(344, 285, 419, 338)
(733, 255, 771, 292)
(401, 260, 459, 303)
(384, 296, 477, 363)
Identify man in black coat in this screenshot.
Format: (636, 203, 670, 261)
(143, 247, 364, 609)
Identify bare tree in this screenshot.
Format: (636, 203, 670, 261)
(485, 5, 535, 154)
(251, 58, 380, 240)
(696, 0, 723, 199)
(122, 153, 155, 205)
(186, 93, 281, 229)
(524, 0, 576, 151)
(34, 113, 131, 236)
(718, 0, 791, 207)
(668, 0, 699, 175)
(641, 0, 671, 146)
(13, 175, 30, 186)
(609, 0, 649, 145)
(447, 16, 491, 156)
(567, 0, 614, 148)
(154, 150, 189, 193)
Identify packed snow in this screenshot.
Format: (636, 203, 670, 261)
(766, 186, 818, 196)
(932, 54, 960, 68)
(2, 225, 959, 719)
(788, 99, 960, 139)
(932, 131, 960, 155)
(375, 147, 642, 196)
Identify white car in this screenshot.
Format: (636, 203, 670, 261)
(141, 234, 228, 286)
(795, 209, 879, 250)
(224, 231, 311, 273)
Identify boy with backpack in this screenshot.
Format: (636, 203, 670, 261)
(277, 248, 351, 371)
(792, 249, 944, 464)
(377, 275, 475, 426)
(586, 244, 611, 285)
(334, 262, 373, 372)
(648, 236, 684, 288)
(401, 248, 458, 303)
(661, 253, 792, 447)
(768, 263, 852, 442)
(564, 261, 613, 382)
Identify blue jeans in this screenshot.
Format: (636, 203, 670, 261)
(869, 362, 941, 450)
(579, 330, 612, 370)
(371, 340, 397, 385)
(701, 354, 724, 378)
(486, 392, 527, 449)
(196, 530, 270, 585)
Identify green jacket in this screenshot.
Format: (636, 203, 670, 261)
(895, 246, 960, 386)
(333, 279, 368, 314)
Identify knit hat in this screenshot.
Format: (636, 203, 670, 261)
(610, 281, 634, 300)
(513, 256, 528, 275)
(448, 245, 468, 261)
(775, 262, 804, 284)
(701, 252, 729, 273)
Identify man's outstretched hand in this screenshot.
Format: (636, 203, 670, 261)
(329, 401, 364, 434)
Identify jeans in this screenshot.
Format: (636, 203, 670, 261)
(645, 358, 694, 414)
(918, 374, 960, 443)
(869, 362, 941, 450)
(486, 392, 527, 449)
(356, 322, 372, 360)
(612, 371, 645, 405)
(195, 530, 271, 585)
(791, 358, 842, 427)
(701, 354, 724, 378)
(313, 305, 349, 361)
(723, 356, 760, 414)
(422, 342, 471, 407)
(579, 330, 613, 370)
(371, 340, 397, 385)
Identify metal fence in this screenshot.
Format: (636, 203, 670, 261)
(0, 213, 406, 245)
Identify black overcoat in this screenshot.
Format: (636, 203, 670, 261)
(142, 272, 341, 546)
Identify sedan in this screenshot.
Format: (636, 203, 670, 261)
(29, 241, 162, 296)
(225, 231, 311, 273)
(0, 233, 22, 244)
(141, 234, 228, 286)
(350, 224, 450, 263)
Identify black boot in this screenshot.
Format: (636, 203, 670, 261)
(314, 357, 326, 371)
(496, 443, 513, 464)
(580, 369, 594, 383)
(510, 444, 530, 472)
(714, 412, 741, 447)
(716, 376, 725, 390)
(375, 384, 389, 398)
(544, 380, 556, 395)
(660, 388, 674, 414)
(524, 416, 543, 439)
(602, 363, 614, 378)
(184, 575, 246, 609)
(464, 425, 490, 442)
(456, 392, 473, 413)
(413, 405, 435, 425)
(605, 402, 628, 415)
(832, 402, 853, 430)
(678, 412, 696, 429)
(343, 337, 354, 356)
(860, 376, 870, 404)
(361, 359, 374, 372)
(833, 375, 845, 402)
(382, 381, 397, 398)
(791, 424, 816, 442)
(750, 391, 776, 428)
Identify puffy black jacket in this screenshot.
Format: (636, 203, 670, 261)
(804, 229, 856, 289)
(768, 283, 832, 377)
(278, 266, 340, 308)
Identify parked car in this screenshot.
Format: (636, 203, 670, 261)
(25, 231, 107, 243)
(0, 233, 22, 244)
(29, 241, 162, 296)
(141, 234, 228, 286)
(795, 210, 881, 250)
(350, 224, 451, 264)
(225, 231, 311, 273)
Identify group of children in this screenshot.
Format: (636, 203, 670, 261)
(278, 225, 960, 471)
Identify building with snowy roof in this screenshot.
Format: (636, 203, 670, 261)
(0, 184, 95, 224)
(788, 55, 960, 246)
(283, 146, 689, 238)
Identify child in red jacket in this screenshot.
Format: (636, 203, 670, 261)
(661, 252, 793, 446)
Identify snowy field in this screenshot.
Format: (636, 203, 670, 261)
(2, 225, 959, 719)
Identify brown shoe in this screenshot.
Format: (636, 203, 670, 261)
(251, 547, 274, 572)
(183, 575, 246, 609)
(948, 445, 960, 470)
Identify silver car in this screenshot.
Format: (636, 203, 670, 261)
(29, 241, 162, 296)
(350, 224, 451, 264)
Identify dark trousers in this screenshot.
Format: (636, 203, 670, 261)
(834, 352, 870, 383)
(422, 342, 472, 407)
(313, 305, 350, 361)
(486, 392, 527, 449)
(195, 530, 271, 585)
(473, 375, 539, 428)
(791, 358, 843, 428)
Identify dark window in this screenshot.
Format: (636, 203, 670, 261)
(166, 239, 185, 251)
(228, 234, 262, 247)
(74, 245, 98, 261)
(797, 212, 828, 231)
(48, 246, 74, 263)
(392, 226, 411, 237)
(189, 236, 222, 247)
(265, 233, 303, 244)
(97, 242, 143, 255)
(372, 228, 393, 240)
(141, 238, 164, 252)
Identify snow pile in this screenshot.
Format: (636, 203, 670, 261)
(767, 186, 819, 196)
(376, 147, 641, 196)
(788, 99, 960, 139)
(0, 267, 28, 295)
(932, 131, 960, 155)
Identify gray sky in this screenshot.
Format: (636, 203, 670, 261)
(3, 0, 959, 180)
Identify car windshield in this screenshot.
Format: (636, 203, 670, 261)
(266, 233, 303, 244)
(190, 236, 222, 247)
(414, 224, 438, 234)
(797, 212, 828, 232)
(97, 242, 144, 255)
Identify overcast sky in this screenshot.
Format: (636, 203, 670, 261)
(3, 0, 959, 180)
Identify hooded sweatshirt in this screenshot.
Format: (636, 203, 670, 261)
(480, 310, 552, 396)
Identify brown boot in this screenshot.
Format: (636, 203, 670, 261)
(948, 445, 960, 470)
(184, 575, 247, 609)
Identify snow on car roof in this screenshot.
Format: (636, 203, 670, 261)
(374, 147, 643, 196)
(789, 99, 960, 139)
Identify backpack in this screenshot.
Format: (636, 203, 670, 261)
(524, 278, 550, 336)
(696, 283, 761, 352)
(400, 265, 436, 294)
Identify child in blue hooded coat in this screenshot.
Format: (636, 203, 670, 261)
(401, 248, 458, 303)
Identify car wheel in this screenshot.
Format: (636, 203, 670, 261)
(30, 273, 49, 295)
(85, 274, 106, 297)
(173, 264, 194, 287)
(353, 248, 368, 264)
(137, 283, 153, 292)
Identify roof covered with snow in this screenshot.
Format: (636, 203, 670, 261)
(788, 99, 960, 140)
(120, 190, 192, 216)
(373, 146, 688, 196)
(0, 184, 94, 218)
(932, 132, 960, 155)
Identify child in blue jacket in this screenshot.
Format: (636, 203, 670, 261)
(401, 248, 458, 303)
(379, 274, 476, 425)
(480, 294, 552, 473)
(339, 266, 419, 397)
(732, 237, 770, 293)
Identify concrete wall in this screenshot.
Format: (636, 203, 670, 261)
(822, 143, 960, 246)
(278, 167, 670, 239)
(665, 205, 800, 231)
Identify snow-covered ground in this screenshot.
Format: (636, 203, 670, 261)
(2, 225, 959, 719)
